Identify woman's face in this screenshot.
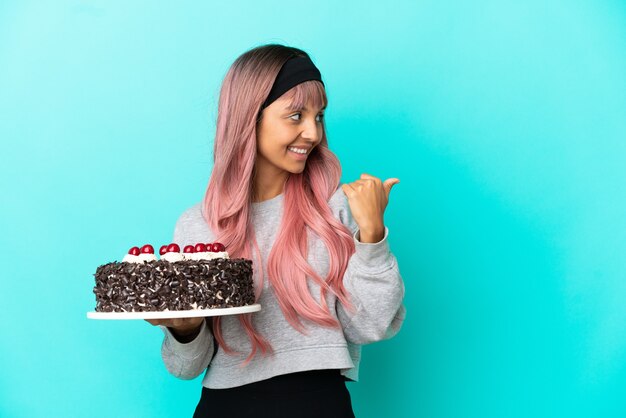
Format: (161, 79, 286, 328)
(255, 94, 326, 178)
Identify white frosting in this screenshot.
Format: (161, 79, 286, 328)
(138, 253, 157, 262)
(184, 251, 229, 261)
(121, 249, 229, 263)
(161, 252, 184, 262)
(122, 254, 142, 263)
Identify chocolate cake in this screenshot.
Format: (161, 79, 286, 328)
(92, 243, 255, 313)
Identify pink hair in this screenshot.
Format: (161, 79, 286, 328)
(202, 45, 355, 364)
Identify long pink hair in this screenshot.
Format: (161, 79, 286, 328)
(203, 44, 355, 363)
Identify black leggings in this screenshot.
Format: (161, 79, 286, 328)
(193, 369, 356, 418)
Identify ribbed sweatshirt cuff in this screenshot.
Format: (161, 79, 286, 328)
(352, 227, 392, 270)
(160, 320, 212, 361)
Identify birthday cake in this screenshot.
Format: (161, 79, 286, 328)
(92, 243, 255, 312)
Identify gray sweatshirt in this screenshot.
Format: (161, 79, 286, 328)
(159, 187, 406, 389)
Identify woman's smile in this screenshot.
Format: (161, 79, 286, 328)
(287, 145, 310, 160)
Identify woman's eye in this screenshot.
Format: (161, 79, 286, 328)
(289, 113, 324, 122)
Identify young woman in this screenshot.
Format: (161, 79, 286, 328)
(147, 44, 406, 418)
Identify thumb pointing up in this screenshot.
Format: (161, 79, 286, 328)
(383, 178, 400, 198)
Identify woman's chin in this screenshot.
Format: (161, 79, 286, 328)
(284, 162, 307, 174)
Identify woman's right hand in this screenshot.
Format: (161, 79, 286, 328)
(145, 317, 205, 343)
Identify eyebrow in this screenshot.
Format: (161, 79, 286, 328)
(284, 104, 327, 112)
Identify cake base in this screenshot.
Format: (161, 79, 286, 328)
(86, 304, 261, 320)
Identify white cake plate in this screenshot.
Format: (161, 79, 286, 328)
(87, 304, 261, 320)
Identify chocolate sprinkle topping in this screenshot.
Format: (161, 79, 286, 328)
(92, 259, 254, 312)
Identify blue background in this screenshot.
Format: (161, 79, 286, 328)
(1, 0, 625, 417)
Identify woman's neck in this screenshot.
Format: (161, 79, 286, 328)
(252, 166, 289, 203)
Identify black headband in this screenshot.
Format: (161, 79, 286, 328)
(261, 56, 324, 110)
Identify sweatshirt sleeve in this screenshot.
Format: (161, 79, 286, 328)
(159, 320, 214, 380)
(158, 206, 215, 380)
(331, 187, 407, 345)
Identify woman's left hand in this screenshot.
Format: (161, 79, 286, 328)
(341, 173, 399, 243)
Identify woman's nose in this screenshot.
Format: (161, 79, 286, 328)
(301, 117, 321, 143)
